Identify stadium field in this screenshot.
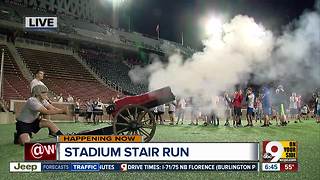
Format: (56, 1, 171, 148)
(0, 120, 319, 180)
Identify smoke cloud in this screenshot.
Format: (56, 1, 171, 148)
(254, 7, 320, 96)
(129, 2, 320, 114)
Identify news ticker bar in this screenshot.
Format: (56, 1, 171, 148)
(9, 162, 259, 172)
(58, 143, 259, 161)
(57, 135, 142, 142)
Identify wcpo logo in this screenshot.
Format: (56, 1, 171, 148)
(10, 162, 41, 172)
(25, 143, 56, 160)
(262, 141, 297, 163)
(25, 17, 57, 29)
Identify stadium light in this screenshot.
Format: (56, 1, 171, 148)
(205, 16, 223, 36)
(107, 0, 130, 6)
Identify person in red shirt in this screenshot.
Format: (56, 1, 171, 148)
(233, 89, 243, 127)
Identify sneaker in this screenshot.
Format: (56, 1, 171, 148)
(244, 124, 250, 127)
(14, 132, 19, 144)
(181, 122, 183, 125)
(294, 121, 298, 123)
(49, 130, 55, 137)
(261, 124, 268, 127)
(29, 132, 33, 139)
(250, 124, 253, 127)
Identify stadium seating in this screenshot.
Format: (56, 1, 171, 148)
(79, 49, 148, 95)
(0, 44, 30, 101)
(16, 47, 118, 102)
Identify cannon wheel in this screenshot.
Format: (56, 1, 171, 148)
(113, 104, 156, 142)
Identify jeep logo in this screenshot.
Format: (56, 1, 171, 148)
(10, 162, 41, 172)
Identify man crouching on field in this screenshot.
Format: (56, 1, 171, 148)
(14, 85, 67, 145)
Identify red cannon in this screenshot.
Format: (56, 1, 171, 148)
(77, 87, 175, 142)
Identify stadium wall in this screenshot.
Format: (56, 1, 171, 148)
(0, 112, 15, 124)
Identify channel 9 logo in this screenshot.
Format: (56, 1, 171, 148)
(120, 164, 127, 172)
(262, 141, 297, 163)
(25, 143, 56, 160)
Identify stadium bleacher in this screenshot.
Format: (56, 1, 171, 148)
(79, 49, 148, 95)
(0, 1, 195, 104)
(0, 44, 30, 101)
(16, 47, 118, 102)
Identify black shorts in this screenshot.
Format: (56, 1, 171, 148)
(74, 109, 80, 114)
(16, 118, 41, 136)
(86, 112, 92, 119)
(94, 110, 103, 116)
(157, 111, 164, 115)
(234, 107, 242, 116)
(168, 111, 174, 114)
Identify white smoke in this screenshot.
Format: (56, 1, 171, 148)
(149, 15, 273, 115)
(129, 2, 320, 114)
(255, 8, 320, 96)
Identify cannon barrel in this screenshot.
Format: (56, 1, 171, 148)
(112, 86, 175, 115)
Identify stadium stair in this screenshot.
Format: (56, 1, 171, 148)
(16, 47, 118, 102)
(73, 53, 122, 93)
(0, 44, 30, 101)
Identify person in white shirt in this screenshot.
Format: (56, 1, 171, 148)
(67, 94, 74, 103)
(57, 93, 64, 103)
(93, 98, 104, 124)
(14, 85, 67, 145)
(30, 70, 47, 92)
(245, 88, 255, 127)
(289, 93, 298, 121)
(176, 98, 186, 125)
(157, 104, 165, 125)
(168, 100, 176, 125)
(300, 104, 309, 121)
(151, 106, 158, 121)
(74, 98, 81, 122)
(30, 70, 54, 136)
(224, 92, 232, 126)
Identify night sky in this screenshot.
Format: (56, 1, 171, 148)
(115, 0, 316, 49)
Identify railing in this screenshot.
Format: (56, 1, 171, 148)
(15, 37, 73, 51)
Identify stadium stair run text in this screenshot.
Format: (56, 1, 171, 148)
(64, 147, 189, 157)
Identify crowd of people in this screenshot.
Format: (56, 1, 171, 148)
(13, 68, 320, 146)
(54, 84, 320, 128)
(151, 85, 320, 127)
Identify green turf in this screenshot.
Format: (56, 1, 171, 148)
(0, 120, 319, 180)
